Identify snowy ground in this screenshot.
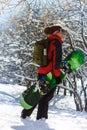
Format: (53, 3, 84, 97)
(0, 83, 87, 130)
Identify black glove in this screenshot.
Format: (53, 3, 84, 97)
(55, 77, 61, 84)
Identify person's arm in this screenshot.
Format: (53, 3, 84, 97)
(54, 41, 62, 69)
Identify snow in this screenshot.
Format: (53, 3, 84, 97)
(0, 83, 87, 130)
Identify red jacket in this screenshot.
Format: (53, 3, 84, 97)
(38, 34, 63, 77)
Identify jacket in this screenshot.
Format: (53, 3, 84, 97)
(38, 33, 63, 77)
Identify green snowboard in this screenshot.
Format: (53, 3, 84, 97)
(20, 49, 85, 109)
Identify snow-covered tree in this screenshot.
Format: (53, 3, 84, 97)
(0, 0, 87, 111)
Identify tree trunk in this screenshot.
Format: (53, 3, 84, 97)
(74, 91, 83, 111)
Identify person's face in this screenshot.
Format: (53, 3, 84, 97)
(56, 32, 64, 39)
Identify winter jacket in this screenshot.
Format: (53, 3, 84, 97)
(38, 33, 63, 77)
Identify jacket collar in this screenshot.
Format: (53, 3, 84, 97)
(48, 34, 63, 44)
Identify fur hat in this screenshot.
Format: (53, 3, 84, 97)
(44, 25, 65, 35)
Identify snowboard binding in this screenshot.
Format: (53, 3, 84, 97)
(38, 80, 50, 95)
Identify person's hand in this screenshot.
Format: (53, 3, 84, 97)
(60, 61, 71, 74)
(55, 77, 61, 84)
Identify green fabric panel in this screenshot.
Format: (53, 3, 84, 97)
(45, 72, 57, 89)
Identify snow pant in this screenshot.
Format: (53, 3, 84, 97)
(21, 87, 56, 120)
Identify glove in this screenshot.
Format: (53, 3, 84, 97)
(38, 74, 45, 81)
(60, 61, 69, 68)
(60, 61, 71, 74)
(55, 77, 61, 84)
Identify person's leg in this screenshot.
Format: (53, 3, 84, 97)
(21, 104, 37, 119)
(36, 87, 56, 120)
(36, 96, 48, 120)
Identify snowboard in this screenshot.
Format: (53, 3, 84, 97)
(20, 49, 85, 109)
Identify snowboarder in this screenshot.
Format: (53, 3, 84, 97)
(21, 25, 69, 120)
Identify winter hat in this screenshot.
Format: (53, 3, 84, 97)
(44, 25, 65, 35)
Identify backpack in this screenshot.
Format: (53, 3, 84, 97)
(33, 38, 49, 66)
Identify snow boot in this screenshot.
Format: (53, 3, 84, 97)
(21, 105, 36, 119)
